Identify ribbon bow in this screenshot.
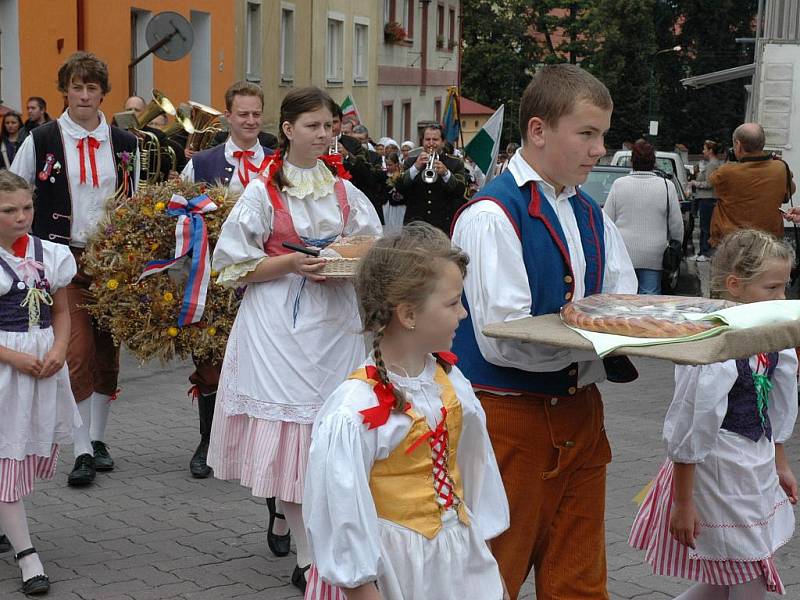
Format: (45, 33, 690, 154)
(16, 258, 45, 288)
(753, 353, 773, 428)
(77, 136, 101, 187)
(233, 150, 261, 187)
(359, 365, 408, 430)
(320, 153, 352, 180)
(20, 286, 53, 328)
(138, 193, 218, 326)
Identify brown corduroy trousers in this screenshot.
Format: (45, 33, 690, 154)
(478, 385, 611, 600)
(66, 249, 120, 403)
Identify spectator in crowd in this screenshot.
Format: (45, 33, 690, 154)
(688, 139, 725, 261)
(400, 140, 415, 162)
(0, 112, 23, 169)
(495, 142, 520, 175)
(19, 97, 51, 142)
(603, 140, 683, 294)
(340, 116, 356, 136)
(709, 122, 794, 248)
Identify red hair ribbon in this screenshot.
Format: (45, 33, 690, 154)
(320, 153, 352, 180)
(359, 365, 408, 429)
(109, 388, 122, 402)
(434, 351, 458, 366)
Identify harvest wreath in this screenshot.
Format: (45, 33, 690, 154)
(82, 180, 241, 363)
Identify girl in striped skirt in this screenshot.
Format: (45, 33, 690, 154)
(629, 229, 798, 599)
(0, 171, 80, 595)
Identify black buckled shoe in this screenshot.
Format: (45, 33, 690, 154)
(291, 564, 310, 594)
(67, 454, 96, 487)
(0, 534, 10, 553)
(91, 441, 115, 472)
(15, 547, 50, 596)
(266, 497, 291, 557)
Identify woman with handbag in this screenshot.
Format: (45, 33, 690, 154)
(603, 140, 684, 294)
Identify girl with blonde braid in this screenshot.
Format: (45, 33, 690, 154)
(303, 222, 509, 600)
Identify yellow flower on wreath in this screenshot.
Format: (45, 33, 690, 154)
(154, 201, 166, 212)
(163, 292, 174, 303)
(207, 326, 217, 336)
(106, 279, 119, 290)
(167, 326, 179, 337)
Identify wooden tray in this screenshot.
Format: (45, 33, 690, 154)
(483, 314, 800, 365)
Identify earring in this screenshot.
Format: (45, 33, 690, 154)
(408, 324, 415, 331)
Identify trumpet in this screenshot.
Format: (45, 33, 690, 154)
(328, 136, 339, 155)
(422, 149, 439, 184)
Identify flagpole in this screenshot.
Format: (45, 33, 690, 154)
(456, 88, 465, 151)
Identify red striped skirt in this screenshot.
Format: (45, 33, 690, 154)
(304, 564, 347, 600)
(0, 445, 59, 502)
(207, 406, 312, 503)
(629, 460, 785, 593)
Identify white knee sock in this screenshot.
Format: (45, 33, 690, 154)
(273, 498, 290, 536)
(281, 501, 310, 569)
(73, 399, 93, 458)
(728, 578, 767, 600)
(0, 500, 44, 580)
(89, 393, 112, 442)
(675, 583, 729, 600)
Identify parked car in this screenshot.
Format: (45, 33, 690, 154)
(582, 164, 694, 292)
(610, 150, 692, 199)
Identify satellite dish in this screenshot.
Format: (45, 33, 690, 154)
(144, 11, 193, 61)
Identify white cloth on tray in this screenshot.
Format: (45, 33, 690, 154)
(304, 355, 508, 597)
(0, 239, 80, 460)
(211, 161, 382, 423)
(662, 350, 797, 561)
(452, 150, 637, 388)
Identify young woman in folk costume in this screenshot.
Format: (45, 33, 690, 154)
(303, 222, 510, 600)
(207, 86, 382, 592)
(0, 171, 81, 596)
(630, 229, 798, 600)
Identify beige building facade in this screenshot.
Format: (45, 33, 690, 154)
(234, 0, 381, 136)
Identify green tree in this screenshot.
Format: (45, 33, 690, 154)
(460, 0, 541, 143)
(588, 0, 657, 148)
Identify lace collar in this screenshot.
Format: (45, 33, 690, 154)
(281, 159, 335, 200)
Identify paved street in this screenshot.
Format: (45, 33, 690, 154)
(1, 348, 799, 599)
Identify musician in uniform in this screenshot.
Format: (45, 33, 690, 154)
(394, 123, 466, 234)
(10, 52, 139, 487)
(180, 80, 274, 479)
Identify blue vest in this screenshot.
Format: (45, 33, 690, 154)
(192, 143, 274, 186)
(721, 353, 778, 442)
(451, 171, 606, 396)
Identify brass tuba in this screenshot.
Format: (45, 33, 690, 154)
(136, 89, 178, 128)
(133, 89, 181, 183)
(185, 101, 223, 152)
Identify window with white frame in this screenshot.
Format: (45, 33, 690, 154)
(246, 1, 261, 82)
(353, 21, 368, 83)
(280, 4, 295, 82)
(326, 15, 344, 84)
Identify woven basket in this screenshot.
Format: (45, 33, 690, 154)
(319, 257, 360, 278)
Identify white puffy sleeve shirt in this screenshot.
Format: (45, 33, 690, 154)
(303, 358, 509, 589)
(451, 152, 637, 387)
(0, 239, 77, 294)
(664, 349, 799, 463)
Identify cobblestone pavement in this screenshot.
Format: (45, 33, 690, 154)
(1, 351, 798, 599)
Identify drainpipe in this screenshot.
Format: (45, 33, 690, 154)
(420, 0, 431, 93)
(77, 0, 86, 50)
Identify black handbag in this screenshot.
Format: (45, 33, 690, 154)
(662, 179, 682, 271)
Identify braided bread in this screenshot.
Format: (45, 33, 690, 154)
(560, 294, 733, 338)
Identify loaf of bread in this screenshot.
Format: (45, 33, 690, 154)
(560, 294, 733, 338)
(326, 235, 378, 258)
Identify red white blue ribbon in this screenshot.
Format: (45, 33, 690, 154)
(138, 193, 218, 326)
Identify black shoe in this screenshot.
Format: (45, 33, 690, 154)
(67, 454, 96, 487)
(189, 392, 215, 479)
(0, 534, 10, 553)
(291, 564, 310, 594)
(15, 547, 50, 595)
(91, 441, 115, 472)
(189, 439, 212, 478)
(266, 497, 291, 557)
